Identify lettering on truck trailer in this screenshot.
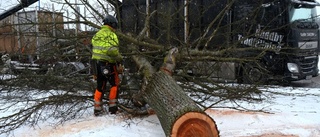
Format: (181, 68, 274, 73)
(255, 30, 284, 43)
(238, 28, 284, 50)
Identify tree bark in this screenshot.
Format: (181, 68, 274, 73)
(142, 71, 219, 137)
(129, 47, 219, 136)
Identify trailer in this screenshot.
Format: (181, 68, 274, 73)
(121, 0, 320, 83)
(0, 0, 92, 77)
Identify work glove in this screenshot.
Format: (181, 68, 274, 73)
(92, 75, 97, 80)
(117, 64, 124, 74)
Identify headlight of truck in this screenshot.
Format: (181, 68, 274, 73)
(287, 63, 299, 73)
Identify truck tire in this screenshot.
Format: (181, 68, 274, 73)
(53, 62, 67, 75)
(241, 61, 269, 84)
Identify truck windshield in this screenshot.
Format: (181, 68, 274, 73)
(289, 5, 317, 22)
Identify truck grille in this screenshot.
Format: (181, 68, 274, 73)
(297, 56, 318, 74)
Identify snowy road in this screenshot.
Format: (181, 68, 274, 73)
(290, 76, 320, 88)
(1, 73, 320, 137)
(209, 86, 320, 137)
(0, 82, 318, 137)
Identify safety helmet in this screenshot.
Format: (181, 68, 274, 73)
(103, 15, 118, 29)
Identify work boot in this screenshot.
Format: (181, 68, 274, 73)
(94, 104, 106, 116)
(94, 109, 103, 116)
(109, 106, 118, 114)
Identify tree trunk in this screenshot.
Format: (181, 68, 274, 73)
(130, 47, 219, 136)
(143, 71, 219, 137)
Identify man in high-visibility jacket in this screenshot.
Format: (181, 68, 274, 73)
(91, 15, 123, 116)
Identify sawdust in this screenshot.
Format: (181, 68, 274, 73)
(205, 109, 305, 137)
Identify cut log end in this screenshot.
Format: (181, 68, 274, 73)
(171, 112, 219, 137)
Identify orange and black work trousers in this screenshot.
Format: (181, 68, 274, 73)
(93, 60, 120, 111)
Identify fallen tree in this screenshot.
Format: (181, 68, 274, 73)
(134, 48, 219, 137)
(0, 1, 267, 136)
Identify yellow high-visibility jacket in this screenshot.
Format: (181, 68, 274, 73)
(91, 25, 121, 63)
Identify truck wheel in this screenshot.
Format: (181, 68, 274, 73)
(53, 62, 67, 76)
(241, 62, 269, 84)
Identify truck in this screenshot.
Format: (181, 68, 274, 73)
(121, 0, 320, 84)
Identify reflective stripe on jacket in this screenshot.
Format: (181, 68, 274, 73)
(91, 25, 119, 63)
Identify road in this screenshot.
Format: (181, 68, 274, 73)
(290, 75, 320, 88)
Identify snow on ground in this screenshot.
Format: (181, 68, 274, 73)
(1, 83, 319, 137)
(209, 86, 320, 137)
(2, 55, 320, 137)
